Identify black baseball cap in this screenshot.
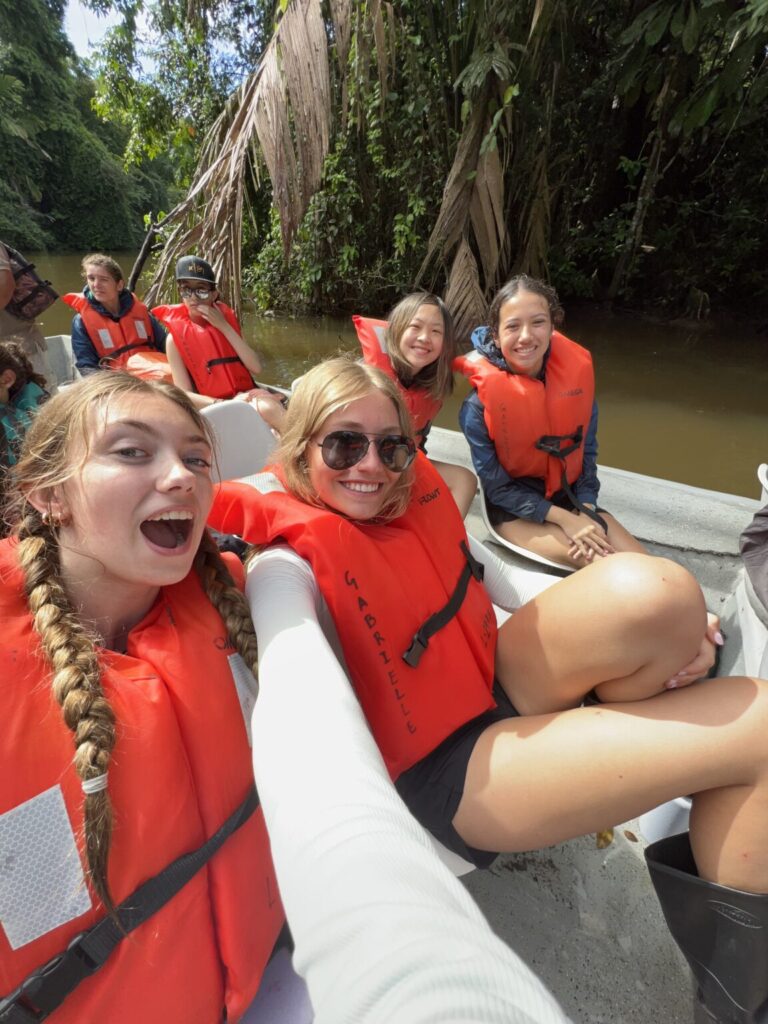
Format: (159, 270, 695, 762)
(175, 256, 216, 285)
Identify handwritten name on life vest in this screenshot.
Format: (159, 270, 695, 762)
(344, 569, 416, 735)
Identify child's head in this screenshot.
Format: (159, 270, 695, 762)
(175, 256, 218, 319)
(488, 276, 564, 377)
(277, 356, 415, 522)
(384, 292, 455, 400)
(81, 254, 125, 311)
(0, 342, 46, 402)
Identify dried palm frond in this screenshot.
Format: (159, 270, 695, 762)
(417, 93, 490, 282)
(145, 0, 331, 314)
(469, 135, 505, 289)
(444, 237, 487, 347)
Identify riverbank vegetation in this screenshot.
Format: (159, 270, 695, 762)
(3, 1, 766, 330)
(0, 0, 172, 251)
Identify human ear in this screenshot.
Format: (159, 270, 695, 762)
(25, 487, 71, 526)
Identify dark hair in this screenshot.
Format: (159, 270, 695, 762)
(383, 292, 455, 400)
(488, 275, 564, 338)
(0, 341, 48, 396)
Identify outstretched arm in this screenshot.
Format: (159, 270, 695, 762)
(246, 546, 569, 1024)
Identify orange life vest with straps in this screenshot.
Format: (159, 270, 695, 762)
(62, 292, 165, 375)
(0, 541, 284, 1024)
(454, 332, 594, 497)
(352, 315, 443, 442)
(153, 303, 254, 400)
(208, 455, 497, 779)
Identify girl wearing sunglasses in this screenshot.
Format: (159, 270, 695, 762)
(152, 256, 284, 432)
(354, 292, 477, 516)
(209, 356, 768, 1024)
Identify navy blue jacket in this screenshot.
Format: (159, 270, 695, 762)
(458, 326, 600, 523)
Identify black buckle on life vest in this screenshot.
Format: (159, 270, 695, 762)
(402, 541, 484, 668)
(534, 425, 608, 531)
(0, 930, 100, 1023)
(535, 425, 583, 460)
(0, 786, 259, 1023)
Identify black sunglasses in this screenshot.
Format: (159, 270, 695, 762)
(316, 430, 416, 473)
(179, 286, 214, 300)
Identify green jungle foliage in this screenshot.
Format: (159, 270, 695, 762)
(0, 0, 172, 252)
(6, 0, 768, 316)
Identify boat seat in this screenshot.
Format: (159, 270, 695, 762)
(758, 462, 768, 503)
(201, 399, 278, 482)
(477, 485, 574, 575)
(44, 334, 81, 390)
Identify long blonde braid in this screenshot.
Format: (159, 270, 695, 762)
(195, 530, 259, 684)
(17, 508, 118, 911)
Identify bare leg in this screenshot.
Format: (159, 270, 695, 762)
(253, 393, 286, 435)
(431, 459, 477, 519)
(495, 552, 706, 713)
(499, 512, 646, 569)
(453, 675, 768, 891)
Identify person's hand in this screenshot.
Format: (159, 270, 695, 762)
(554, 509, 614, 562)
(235, 387, 274, 403)
(195, 302, 228, 331)
(665, 612, 724, 689)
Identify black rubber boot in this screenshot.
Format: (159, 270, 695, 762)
(645, 832, 768, 1024)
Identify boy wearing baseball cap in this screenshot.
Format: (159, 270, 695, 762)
(153, 256, 269, 409)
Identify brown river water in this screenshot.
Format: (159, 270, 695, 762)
(31, 251, 767, 499)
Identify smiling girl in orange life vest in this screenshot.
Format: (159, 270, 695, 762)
(207, 357, 768, 1024)
(0, 374, 283, 1023)
(353, 292, 476, 516)
(456, 275, 644, 569)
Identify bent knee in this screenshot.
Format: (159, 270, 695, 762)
(591, 553, 705, 622)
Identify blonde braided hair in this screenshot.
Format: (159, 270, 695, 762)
(6, 372, 259, 909)
(17, 507, 118, 909)
(195, 530, 259, 681)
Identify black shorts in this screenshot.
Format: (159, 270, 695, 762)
(395, 682, 518, 869)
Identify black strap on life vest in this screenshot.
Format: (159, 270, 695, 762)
(534, 426, 608, 532)
(0, 785, 259, 1024)
(99, 340, 152, 363)
(206, 355, 243, 372)
(402, 541, 484, 668)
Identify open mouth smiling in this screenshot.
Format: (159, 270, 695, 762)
(139, 509, 194, 549)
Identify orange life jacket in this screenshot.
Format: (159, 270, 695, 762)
(352, 315, 443, 442)
(208, 455, 497, 779)
(454, 332, 594, 497)
(0, 541, 284, 1024)
(62, 292, 167, 378)
(153, 303, 254, 400)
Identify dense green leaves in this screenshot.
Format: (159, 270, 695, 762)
(0, 0, 172, 251)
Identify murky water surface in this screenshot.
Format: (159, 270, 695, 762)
(32, 252, 767, 498)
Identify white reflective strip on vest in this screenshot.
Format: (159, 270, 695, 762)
(238, 471, 285, 495)
(135, 320, 148, 339)
(228, 653, 257, 747)
(0, 785, 91, 949)
(373, 323, 387, 353)
(98, 327, 114, 349)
